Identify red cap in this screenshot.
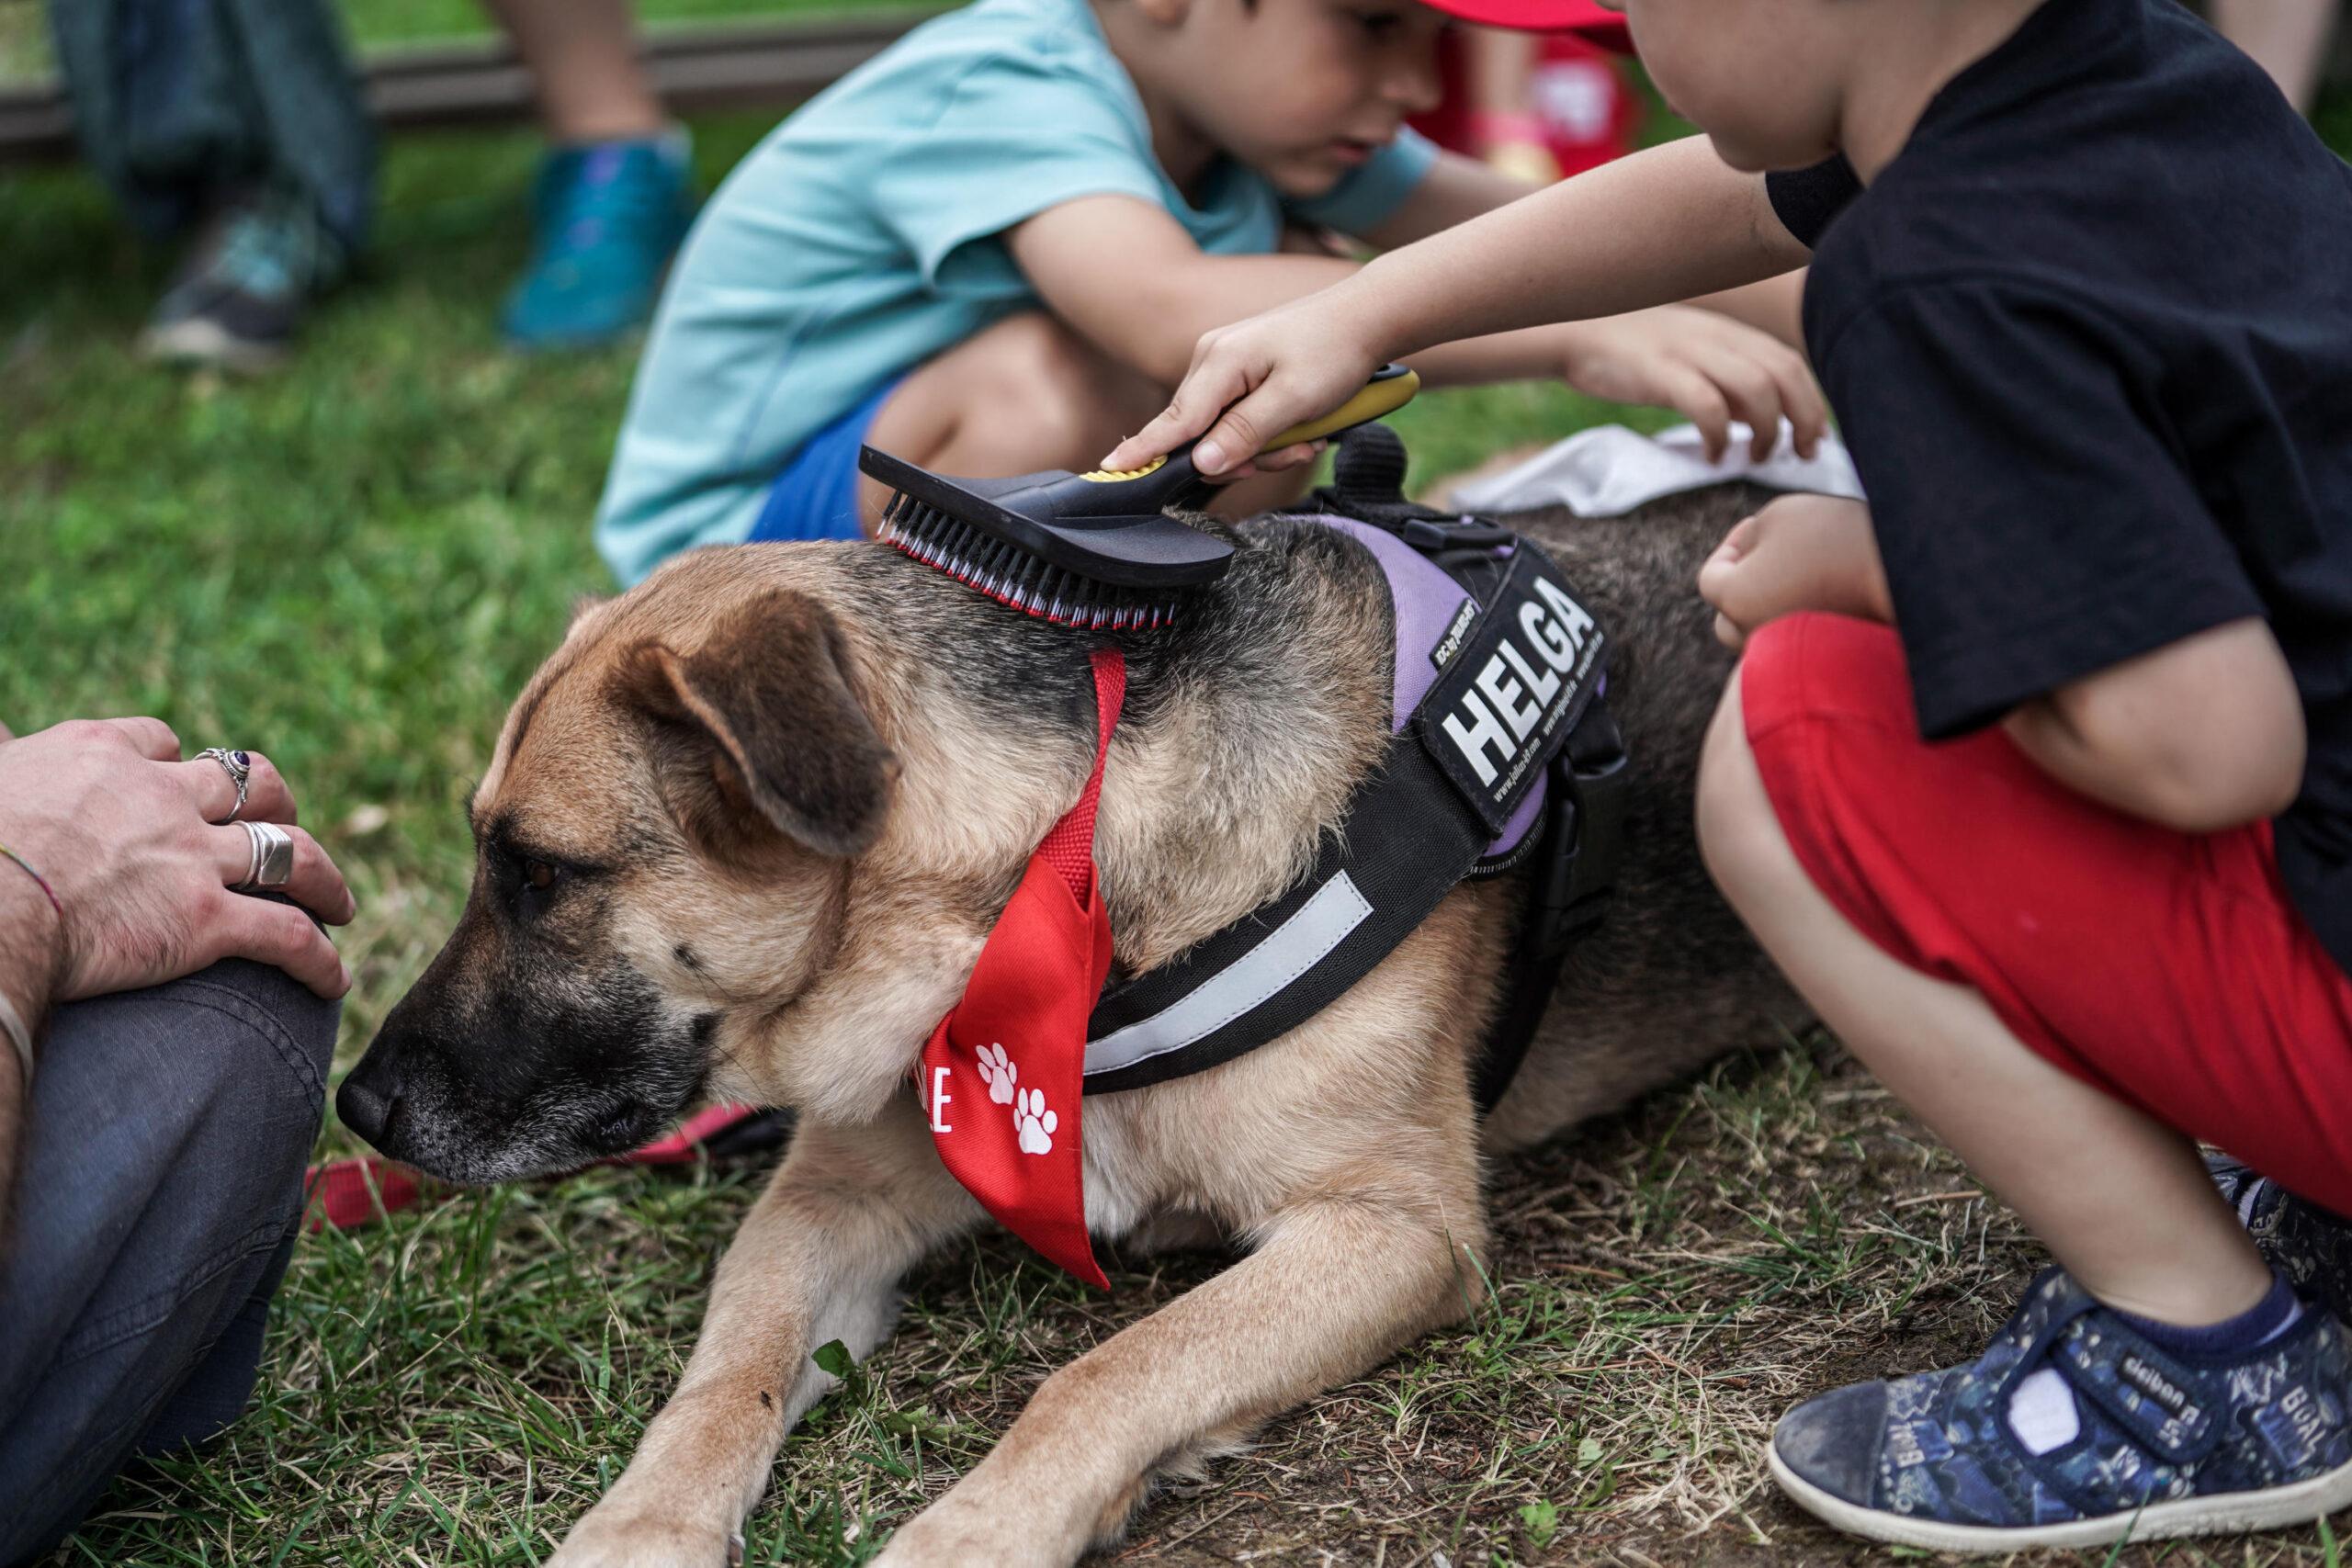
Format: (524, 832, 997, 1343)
(1422, 0, 1632, 49)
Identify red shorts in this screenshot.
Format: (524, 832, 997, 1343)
(1741, 613, 2352, 1215)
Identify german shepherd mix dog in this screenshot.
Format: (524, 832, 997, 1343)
(339, 483, 1800, 1567)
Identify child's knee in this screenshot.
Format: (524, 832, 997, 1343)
(1699, 615, 1894, 917)
(1705, 613, 1914, 900)
(973, 313, 1159, 447)
(1741, 611, 1915, 735)
(1706, 613, 2008, 960)
(1696, 671, 1789, 907)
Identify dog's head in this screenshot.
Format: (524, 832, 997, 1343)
(336, 552, 948, 1183)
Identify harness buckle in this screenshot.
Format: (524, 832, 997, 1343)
(1524, 705, 1629, 957)
(1397, 515, 1516, 554)
(1555, 709, 1631, 938)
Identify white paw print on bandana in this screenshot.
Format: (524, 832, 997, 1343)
(975, 1042, 1018, 1104)
(1014, 1087, 1057, 1156)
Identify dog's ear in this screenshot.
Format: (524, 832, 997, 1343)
(617, 589, 899, 857)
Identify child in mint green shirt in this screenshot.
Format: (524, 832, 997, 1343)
(596, 0, 1820, 586)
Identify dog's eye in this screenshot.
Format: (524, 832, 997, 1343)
(523, 859, 560, 892)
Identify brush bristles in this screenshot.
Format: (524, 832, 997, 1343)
(876, 489, 1183, 631)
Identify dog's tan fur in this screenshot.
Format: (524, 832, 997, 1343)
(347, 491, 1801, 1566)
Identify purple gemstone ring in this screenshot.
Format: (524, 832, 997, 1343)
(198, 746, 253, 822)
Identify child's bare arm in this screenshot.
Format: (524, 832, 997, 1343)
(1013, 195, 1597, 389)
(1013, 193, 1822, 461)
(1357, 150, 1543, 248)
(1699, 500, 2304, 830)
(1371, 154, 1813, 352)
(1356, 135, 1809, 345)
(1008, 197, 1358, 386)
(1687, 273, 1809, 352)
(2004, 621, 2306, 833)
(1104, 135, 1808, 474)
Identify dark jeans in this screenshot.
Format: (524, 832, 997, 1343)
(0, 958, 336, 1565)
(46, 0, 377, 250)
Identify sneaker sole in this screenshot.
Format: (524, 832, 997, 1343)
(1770, 1441, 2352, 1551)
(140, 318, 288, 375)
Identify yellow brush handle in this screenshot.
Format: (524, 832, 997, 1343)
(1261, 367, 1420, 453)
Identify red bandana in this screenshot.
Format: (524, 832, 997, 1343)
(919, 649, 1124, 1287)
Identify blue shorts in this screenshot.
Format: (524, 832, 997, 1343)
(748, 376, 907, 544)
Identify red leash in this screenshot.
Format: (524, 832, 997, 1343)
(304, 1101, 771, 1231)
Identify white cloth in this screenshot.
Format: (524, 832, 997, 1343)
(1447, 420, 1866, 517)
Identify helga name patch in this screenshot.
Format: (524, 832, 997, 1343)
(1416, 545, 1606, 834)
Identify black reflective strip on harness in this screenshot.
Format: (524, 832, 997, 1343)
(1083, 481, 1624, 1110)
(1082, 725, 1496, 1095)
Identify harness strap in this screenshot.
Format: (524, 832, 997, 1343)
(1083, 693, 1625, 1106)
(1085, 518, 1614, 1100)
(1083, 729, 1494, 1093)
(1469, 705, 1629, 1113)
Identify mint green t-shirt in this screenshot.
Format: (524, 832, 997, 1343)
(594, 0, 1438, 585)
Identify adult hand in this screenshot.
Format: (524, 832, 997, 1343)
(1102, 287, 1384, 479)
(1697, 493, 1890, 651)
(0, 719, 356, 1001)
(1558, 306, 1826, 463)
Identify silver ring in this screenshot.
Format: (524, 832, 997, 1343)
(235, 820, 295, 891)
(198, 747, 253, 822)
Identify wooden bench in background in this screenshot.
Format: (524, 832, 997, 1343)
(0, 8, 939, 166)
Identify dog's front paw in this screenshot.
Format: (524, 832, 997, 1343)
(547, 1507, 744, 1568)
(873, 1497, 1070, 1568)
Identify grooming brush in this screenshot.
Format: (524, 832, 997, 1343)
(863, 364, 1419, 630)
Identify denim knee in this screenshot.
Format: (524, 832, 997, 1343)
(0, 955, 339, 1563)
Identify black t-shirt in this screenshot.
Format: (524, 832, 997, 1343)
(1766, 0, 2352, 977)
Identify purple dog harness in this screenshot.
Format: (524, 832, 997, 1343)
(1080, 430, 1629, 1112)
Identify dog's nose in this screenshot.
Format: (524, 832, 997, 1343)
(336, 1056, 401, 1147)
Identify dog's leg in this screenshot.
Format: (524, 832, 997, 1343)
(550, 1101, 978, 1568)
(873, 1163, 1486, 1568)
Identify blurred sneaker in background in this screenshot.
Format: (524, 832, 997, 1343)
(502, 132, 695, 350)
(140, 185, 350, 375)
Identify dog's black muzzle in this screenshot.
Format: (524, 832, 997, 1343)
(335, 1043, 401, 1148)
(339, 962, 717, 1184)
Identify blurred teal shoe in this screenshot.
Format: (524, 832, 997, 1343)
(502, 132, 693, 349)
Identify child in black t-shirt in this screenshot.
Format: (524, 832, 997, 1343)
(1103, 0, 2352, 1549)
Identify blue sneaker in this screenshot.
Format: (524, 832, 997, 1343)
(1770, 1269, 2352, 1551)
(2212, 1156, 2352, 1325)
(501, 133, 693, 349)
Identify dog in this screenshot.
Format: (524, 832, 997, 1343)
(337, 480, 1803, 1567)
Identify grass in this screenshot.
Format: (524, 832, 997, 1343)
(7, 40, 2352, 1568)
